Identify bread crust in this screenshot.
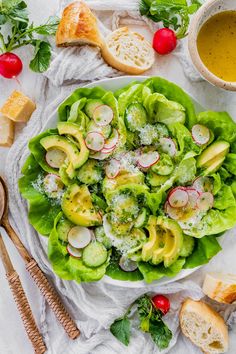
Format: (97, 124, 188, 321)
(180, 299, 228, 353)
(101, 27, 154, 74)
(56, 1, 103, 48)
(203, 272, 236, 304)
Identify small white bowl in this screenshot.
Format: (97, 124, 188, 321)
(188, 0, 236, 91)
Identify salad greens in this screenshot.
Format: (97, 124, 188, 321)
(0, 0, 59, 72)
(19, 76, 236, 284)
(110, 294, 172, 349)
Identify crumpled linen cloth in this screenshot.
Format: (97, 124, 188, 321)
(3, 0, 236, 353)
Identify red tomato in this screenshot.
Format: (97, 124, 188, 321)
(0, 52, 23, 79)
(153, 28, 177, 55)
(152, 294, 170, 315)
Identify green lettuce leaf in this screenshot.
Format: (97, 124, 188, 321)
(214, 185, 236, 210)
(106, 250, 143, 281)
(28, 129, 59, 174)
(48, 213, 110, 282)
(58, 87, 119, 125)
(18, 154, 61, 235)
(224, 154, 236, 175)
(197, 111, 236, 143)
(185, 207, 236, 238)
(184, 235, 222, 268)
(138, 258, 186, 283)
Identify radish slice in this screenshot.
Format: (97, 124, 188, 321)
(165, 201, 184, 220)
(43, 174, 64, 197)
(119, 256, 138, 272)
(138, 151, 160, 168)
(85, 132, 105, 151)
(90, 150, 112, 160)
(68, 226, 91, 248)
(106, 159, 121, 179)
(197, 192, 214, 212)
(46, 149, 66, 168)
(93, 105, 113, 126)
(67, 244, 82, 258)
(192, 124, 210, 145)
(168, 187, 189, 208)
(186, 188, 200, 209)
(103, 129, 119, 150)
(101, 145, 116, 153)
(159, 137, 177, 157)
(193, 176, 213, 193)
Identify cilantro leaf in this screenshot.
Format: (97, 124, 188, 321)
(110, 317, 131, 346)
(34, 16, 60, 35)
(29, 40, 51, 73)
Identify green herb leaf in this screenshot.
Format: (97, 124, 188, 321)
(4, 1, 28, 24)
(29, 40, 51, 73)
(149, 320, 172, 349)
(34, 16, 60, 35)
(0, 14, 7, 25)
(110, 317, 131, 346)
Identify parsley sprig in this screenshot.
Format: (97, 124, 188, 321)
(110, 294, 172, 349)
(0, 0, 59, 72)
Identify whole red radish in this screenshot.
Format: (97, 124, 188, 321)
(153, 28, 177, 55)
(0, 52, 23, 79)
(152, 294, 170, 315)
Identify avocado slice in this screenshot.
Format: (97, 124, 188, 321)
(152, 229, 174, 265)
(158, 217, 183, 267)
(197, 141, 230, 170)
(40, 135, 81, 176)
(61, 184, 102, 227)
(146, 171, 169, 187)
(103, 171, 145, 194)
(57, 122, 89, 168)
(142, 216, 159, 262)
(203, 156, 226, 176)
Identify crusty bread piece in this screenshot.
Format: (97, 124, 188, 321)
(0, 90, 36, 123)
(0, 116, 14, 147)
(101, 27, 155, 74)
(56, 1, 103, 48)
(203, 272, 236, 304)
(180, 299, 228, 354)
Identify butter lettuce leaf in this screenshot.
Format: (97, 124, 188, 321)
(18, 154, 61, 236)
(184, 235, 222, 268)
(48, 213, 110, 282)
(224, 154, 236, 175)
(214, 185, 236, 210)
(197, 111, 236, 143)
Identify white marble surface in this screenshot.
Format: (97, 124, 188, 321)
(0, 1, 236, 354)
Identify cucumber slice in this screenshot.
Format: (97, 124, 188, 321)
(134, 208, 149, 228)
(87, 120, 112, 139)
(82, 241, 108, 267)
(84, 99, 103, 118)
(179, 235, 195, 257)
(151, 154, 174, 176)
(57, 216, 73, 242)
(124, 103, 147, 132)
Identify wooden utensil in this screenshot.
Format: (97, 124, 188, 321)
(0, 229, 46, 354)
(0, 176, 80, 340)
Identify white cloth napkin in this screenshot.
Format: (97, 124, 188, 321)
(4, 1, 236, 353)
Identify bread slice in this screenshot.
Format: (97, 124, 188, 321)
(101, 27, 155, 74)
(56, 1, 103, 48)
(180, 299, 228, 354)
(203, 272, 236, 304)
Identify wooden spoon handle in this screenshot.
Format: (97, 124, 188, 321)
(26, 259, 80, 340)
(7, 271, 47, 354)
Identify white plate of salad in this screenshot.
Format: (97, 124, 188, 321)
(19, 76, 236, 287)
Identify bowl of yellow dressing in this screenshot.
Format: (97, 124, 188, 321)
(188, 0, 236, 91)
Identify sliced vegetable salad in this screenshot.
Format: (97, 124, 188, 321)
(19, 77, 236, 283)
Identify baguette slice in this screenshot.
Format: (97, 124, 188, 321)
(180, 299, 228, 354)
(56, 1, 103, 48)
(203, 272, 236, 304)
(101, 27, 155, 74)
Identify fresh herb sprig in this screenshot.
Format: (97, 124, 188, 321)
(110, 294, 172, 349)
(139, 0, 202, 38)
(0, 0, 59, 72)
